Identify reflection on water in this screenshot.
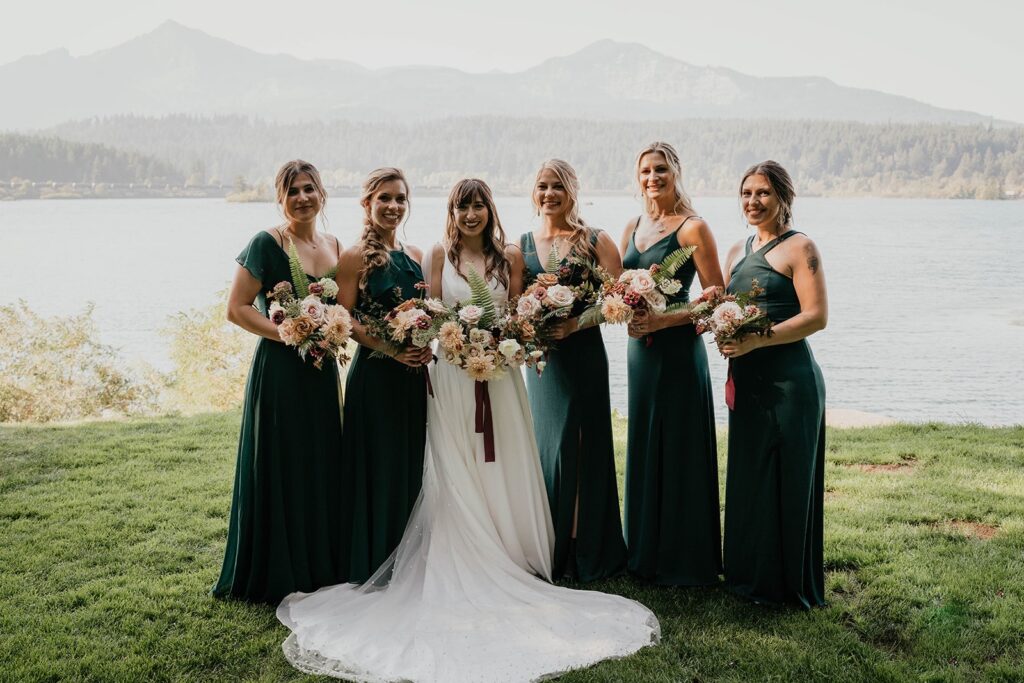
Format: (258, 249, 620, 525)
(1, 196, 1022, 425)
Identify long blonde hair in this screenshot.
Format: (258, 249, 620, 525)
(358, 167, 409, 290)
(275, 159, 328, 225)
(445, 179, 510, 288)
(634, 142, 694, 218)
(532, 159, 595, 260)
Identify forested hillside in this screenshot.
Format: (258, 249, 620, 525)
(46, 116, 1023, 198)
(0, 134, 183, 186)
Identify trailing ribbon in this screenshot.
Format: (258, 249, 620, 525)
(645, 334, 653, 348)
(725, 360, 735, 411)
(474, 380, 496, 462)
(424, 368, 434, 398)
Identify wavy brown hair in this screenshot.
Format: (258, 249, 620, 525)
(740, 160, 796, 229)
(532, 159, 595, 261)
(358, 167, 409, 290)
(444, 179, 509, 288)
(275, 159, 328, 224)
(634, 142, 695, 218)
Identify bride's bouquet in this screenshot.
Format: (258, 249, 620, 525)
(595, 246, 696, 325)
(689, 280, 773, 345)
(438, 269, 547, 380)
(267, 242, 353, 369)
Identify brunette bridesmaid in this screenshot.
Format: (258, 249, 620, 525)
(214, 160, 346, 602)
(720, 160, 828, 608)
(619, 142, 724, 585)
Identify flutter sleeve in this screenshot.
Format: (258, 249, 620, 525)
(236, 231, 273, 285)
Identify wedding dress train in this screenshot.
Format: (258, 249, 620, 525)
(277, 256, 659, 682)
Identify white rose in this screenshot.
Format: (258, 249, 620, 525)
(459, 305, 484, 325)
(529, 350, 544, 360)
(469, 328, 492, 346)
(497, 338, 521, 360)
(516, 295, 543, 319)
(658, 278, 682, 295)
(711, 301, 744, 331)
(543, 284, 575, 309)
(300, 295, 326, 322)
(643, 289, 667, 314)
(317, 278, 339, 299)
(629, 270, 656, 295)
(424, 298, 449, 315)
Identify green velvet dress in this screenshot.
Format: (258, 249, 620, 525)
(344, 248, 428, 583)
(520, 230, 627, 582)
(214, 231, 346, 604)
(622, 219, 721, 585)
(724, 231, 826, 608)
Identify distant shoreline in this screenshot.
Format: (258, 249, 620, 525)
(2, 188, 1021, 202)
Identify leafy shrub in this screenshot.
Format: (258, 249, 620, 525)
(0, 301, 156, 422)
(162, 293, 253, 413)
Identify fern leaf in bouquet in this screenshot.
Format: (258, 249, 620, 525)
(544, 242, 561, 274)
(577, 305, 605, 328)
(656, 245, 696, 281)
(287, 239, 311, 299)
(466, 266, 498, 328)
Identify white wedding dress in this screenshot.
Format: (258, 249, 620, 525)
(277, 255, 660, 682)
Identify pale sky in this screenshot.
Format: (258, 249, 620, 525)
(4, 0, 1022, 123)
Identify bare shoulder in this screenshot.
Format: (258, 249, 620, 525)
(340, 242, 365, 265)
(504, 242, 524, 264)
(787, 232, 823, 274)
(679, 216, 712, 242)
(725, 237, 746, 262)
(404, 243, 424, 262)
(431, 242, 446, 260)
(594, 229, 618, 250)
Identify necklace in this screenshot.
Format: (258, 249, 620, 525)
(285, 226, 318, 249)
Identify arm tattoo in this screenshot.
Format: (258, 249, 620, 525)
(804, 243, 819, 275)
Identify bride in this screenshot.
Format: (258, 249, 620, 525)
(277, 179, 660, 682)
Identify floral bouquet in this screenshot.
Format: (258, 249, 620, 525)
(357, 285, 451, 360)
(512, 242, 606, 342)
(266, 241, 353, 369)
(437, 269, 548, 381)
(689, 279, 773, 410)
(596, 246, 696, 325)
(689, 280, 772, 345)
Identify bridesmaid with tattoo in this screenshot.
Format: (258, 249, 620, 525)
(720, 160, 828, 608)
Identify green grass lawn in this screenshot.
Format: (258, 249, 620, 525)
(1, 413, 1022, 682)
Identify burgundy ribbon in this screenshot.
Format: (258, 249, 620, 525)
(474, 381, 496, 462)
(725, 360, 735, 411)
(645, 334, 653, 348)
(424, 368, 434, 398)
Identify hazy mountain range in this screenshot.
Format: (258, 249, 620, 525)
(0, 20, 1009, 130)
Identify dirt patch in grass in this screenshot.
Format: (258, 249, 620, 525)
(854, 462, 915, 474)
(933, 519, 999, 540)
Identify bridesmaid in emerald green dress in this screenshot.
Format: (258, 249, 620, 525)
(720, 160, 828, 608)
(337, 167, 432, 583)
(520, 159, 627, 582)
(618, 142, 724, 585)
(214, 160, 347, 603)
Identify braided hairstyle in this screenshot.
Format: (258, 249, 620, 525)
(358, 167, 409, 290)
